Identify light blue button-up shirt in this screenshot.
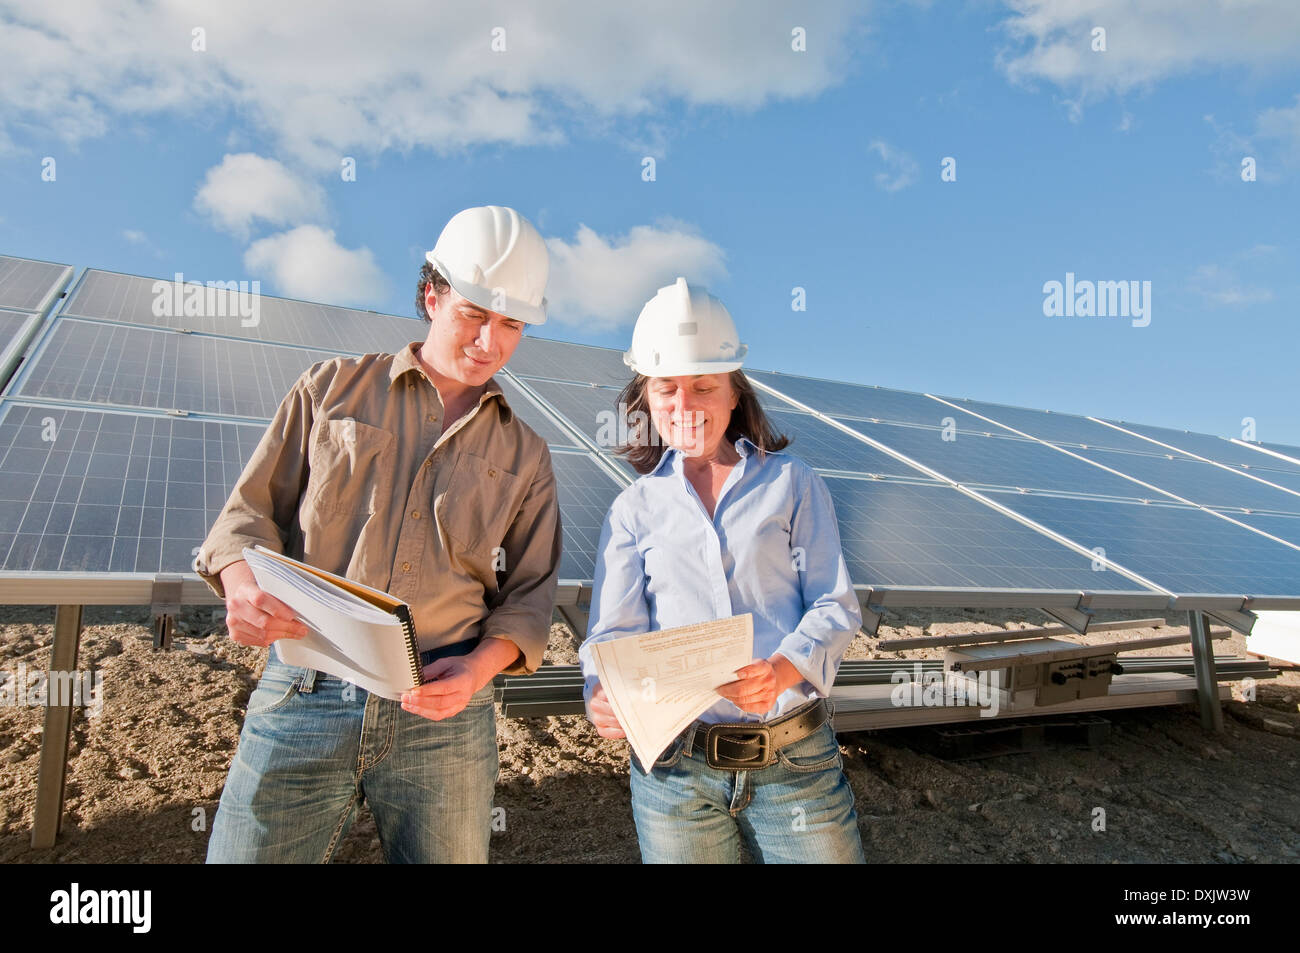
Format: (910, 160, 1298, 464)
(580, 437, 863, 725)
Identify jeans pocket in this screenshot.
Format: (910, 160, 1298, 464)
(245, 664, 304, 717)
(776, 723, 842, 773)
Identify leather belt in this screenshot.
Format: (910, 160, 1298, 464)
(687, 699, 829, 770)
(419, 635, 481, 668)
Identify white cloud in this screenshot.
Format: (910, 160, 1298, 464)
(545, 222, 728, 330)
(0, 1, 871, 167)
(867, 140, 918, 193)
(243, 225, 386, 306)
(1256, 94, 1300, 159)
(121, 229, 147, 244)
(1188, 255, 1276, 308)
(997, 1, 1300, 106)
(194, 154, 326, 238)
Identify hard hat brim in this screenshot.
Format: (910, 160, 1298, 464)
(623, 349, 745, 378)
(424, 252, 548, 325)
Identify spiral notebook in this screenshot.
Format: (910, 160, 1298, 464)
(242, 546, 423, 701)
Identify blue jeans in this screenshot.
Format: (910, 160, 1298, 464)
(629, 718, 865, 864)
(206, 657, 498, 863)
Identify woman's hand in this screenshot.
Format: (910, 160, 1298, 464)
(715, 653, 804, 715)
(586, 681, 626, 739)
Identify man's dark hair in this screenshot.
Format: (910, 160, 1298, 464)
(415, 262, 451, 323)
(615, 369, 791, 474)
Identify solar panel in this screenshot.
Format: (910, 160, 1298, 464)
(0, 256, 72, 313)
(494, 376, 581, 449)
(749, 370, 956, 427)
(1102, 419, 1300, 475)
(933, 395, 1196, 457)
(830, 417, 1154, 500)
(1074, 446, 1300, 517)
(763, 409, 929, 477)
(508, 337, 631, 387)
(823, 475, 1153, 592)
(548, 449, 626, 581)
(15, 319, 337, 419)
(61, 269, 419, 353)
(992, 491, 1300, 597)
(0, 403, 262, 573)
(1252, 440, 1300, 465)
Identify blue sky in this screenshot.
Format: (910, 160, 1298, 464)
(2, 0, 1298, 443)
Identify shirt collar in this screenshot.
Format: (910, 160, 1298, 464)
(388, 342, 514, 424)
(650, 435, 761, 477)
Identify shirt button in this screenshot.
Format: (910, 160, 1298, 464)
(401, 562, 411, 572)
(424, 460, 432, 468)
(488, 469, 496, 478)
(426, 413, 436, 422)
(411, 510, 421, 519)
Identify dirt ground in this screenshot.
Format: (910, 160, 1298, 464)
(1, 604, 1296, 864)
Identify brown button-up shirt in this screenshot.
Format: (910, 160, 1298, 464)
(193, 342, 561, 674)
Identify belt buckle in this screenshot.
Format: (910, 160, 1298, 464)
(703, 724, 775, 770)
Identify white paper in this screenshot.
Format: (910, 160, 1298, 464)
(243, 548, 418, 701)
(590, 614, 754, 771)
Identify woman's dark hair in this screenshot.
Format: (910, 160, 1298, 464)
(615, 369, 790, 474)
(415, 262, 451, 322)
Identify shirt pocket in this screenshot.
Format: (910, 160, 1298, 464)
(437, 451, 519, 557)
(303, 417, 396, 518)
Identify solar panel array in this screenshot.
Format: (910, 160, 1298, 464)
(0, 268, 626, 582)
(0, 262, 1296, 611)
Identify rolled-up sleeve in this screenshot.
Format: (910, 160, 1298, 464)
(578, 494, 650, 703)
(480, 444, 562, 675)
(193, 372, 315, 598)
(775, 469, 863, 697)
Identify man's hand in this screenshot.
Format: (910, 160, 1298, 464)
(402, 656, 480, 722)
(715, 653, 804, 715)
(585, 681, 626, 739)
(220, 560, 308, 647)
(401, 636, 520, 722)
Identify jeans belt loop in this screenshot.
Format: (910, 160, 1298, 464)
(299, 668, 318, 693)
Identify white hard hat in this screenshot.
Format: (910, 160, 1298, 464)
(624, 277, 747, 377)
(425, 206, 550, 325)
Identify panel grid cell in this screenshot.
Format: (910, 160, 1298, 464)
(996, 491, 1300, 596)
(494, 376, 580, 449)
(1104, 419, 1300, 477)
(548, 451, 625, 581)
(0, 404, 263, 573)
(17, 319, 338, 419)
(0, 256, 71, 312)
(508, 337, 633, 388)
(823, 476, 1148, 592)
(750, 370, 957, 427)
(62, 270, 420, 353)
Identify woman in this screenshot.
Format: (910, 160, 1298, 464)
(579, 277, 865, 864)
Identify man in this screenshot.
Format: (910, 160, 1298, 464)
(194, 205, 561, 863)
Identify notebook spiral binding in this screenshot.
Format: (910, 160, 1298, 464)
(395, 605, 423, 687)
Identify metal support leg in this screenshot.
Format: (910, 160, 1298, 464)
(32, 604, 83, 849)
(1188, 610, 1223, 733)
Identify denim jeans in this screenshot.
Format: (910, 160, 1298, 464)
(206, 657, 498, 863)
(629, 718, 865, 864)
